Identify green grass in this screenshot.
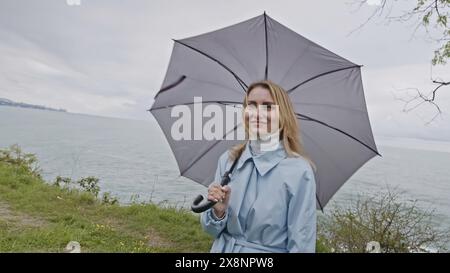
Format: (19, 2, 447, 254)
(0, 161, 214, 252)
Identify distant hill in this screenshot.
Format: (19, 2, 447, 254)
(0, 98, 67, 112)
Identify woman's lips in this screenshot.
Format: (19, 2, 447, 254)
(250, 121, 268, 128)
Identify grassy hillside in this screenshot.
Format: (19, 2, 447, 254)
(0, 146, 213, 252)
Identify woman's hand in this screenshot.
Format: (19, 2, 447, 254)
(207, 183, 231, 218)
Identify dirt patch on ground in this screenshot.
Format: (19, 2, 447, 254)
(146, 227, 175, 249)
(0, 200, 47, 228)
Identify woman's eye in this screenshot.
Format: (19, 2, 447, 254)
(247, 104, 257, 110)
(259, 104, 272, 111)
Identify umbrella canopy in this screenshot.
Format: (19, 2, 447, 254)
(149, 12, 381, 210)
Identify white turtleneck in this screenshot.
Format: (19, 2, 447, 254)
(249, 129, 281, 155)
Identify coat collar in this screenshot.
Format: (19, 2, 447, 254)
(235, 140, 287, 176)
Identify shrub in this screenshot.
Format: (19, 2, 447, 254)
(0, 144, 41, 177)
(319, 189, 450, 253)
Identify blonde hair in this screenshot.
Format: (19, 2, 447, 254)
(229, 80, 317, 172)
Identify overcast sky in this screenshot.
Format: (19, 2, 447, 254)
(0, 0, 449, 141)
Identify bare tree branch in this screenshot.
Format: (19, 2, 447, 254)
(350, 0, 449, 123)
(391, 78, 447, 125)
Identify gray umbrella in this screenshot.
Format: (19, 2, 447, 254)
(149, 12, 381, 211)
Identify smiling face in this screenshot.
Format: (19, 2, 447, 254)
(244, 85, 280, 140)
(230, 80, 315, 170)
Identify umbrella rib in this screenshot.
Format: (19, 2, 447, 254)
(149, 100, 242, 111)
(154, 75, 187, 99)
(173, 39, 248, 92)
(263, 11, 269, 80)
(154, 75, 245, 99)
(286, 65, 361, 94)
(186, 76, 245, 96)
(295, 112, 381, 156)
(180, 123, 243, 176)
(316, 193, 324, 212)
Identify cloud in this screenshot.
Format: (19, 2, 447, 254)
(0, 0, 448, 140)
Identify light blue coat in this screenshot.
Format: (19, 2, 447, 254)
(200, 140, 317, 253)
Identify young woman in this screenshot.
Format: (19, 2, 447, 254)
(200, 80, 317, 253)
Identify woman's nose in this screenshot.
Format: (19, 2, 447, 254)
(257, 107, 269, 119)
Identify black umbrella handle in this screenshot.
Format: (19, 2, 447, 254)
(191, 173, 231, 213)
(191, 156, 240, 214)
